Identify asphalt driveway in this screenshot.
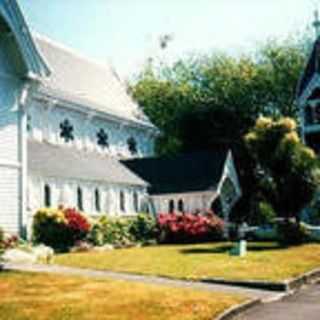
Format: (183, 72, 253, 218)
(234, 283, 320, 320)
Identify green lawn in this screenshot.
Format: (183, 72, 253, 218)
(0, 272, 245, 320)
(55, 242, 320, 282)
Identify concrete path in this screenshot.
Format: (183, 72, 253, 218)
(233, 283, 320, 320)
(3, 262, 282, 302)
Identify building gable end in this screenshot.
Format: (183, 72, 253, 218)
(0, 0, 50, 79)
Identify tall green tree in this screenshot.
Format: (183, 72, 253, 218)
(131, 36, 310, 221)
(245, 117, 320, 220)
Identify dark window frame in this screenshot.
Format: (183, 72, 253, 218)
(120, 191, 126, 212)
(178, 199, 184, 212)
(77, 187, 84, 211)
(169, 199, 175, 213)
(95, 188, 101, 212)
(133, 192, 139, 212)
(44, 184, 51, 208)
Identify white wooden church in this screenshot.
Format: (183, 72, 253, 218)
(0, 0, 241, 236)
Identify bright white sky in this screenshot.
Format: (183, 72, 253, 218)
(20, 0, 318, 78)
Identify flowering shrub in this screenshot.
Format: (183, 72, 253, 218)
(157, 211, 224, 243)
(64, 208, 91, 242)
(98, 216, 134, 246)
(129, 213, 157, 243)
(33, 207, 91, 251)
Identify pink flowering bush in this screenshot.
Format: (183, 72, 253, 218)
(157, 210, 224, 243)
(0, 229, 19, 257)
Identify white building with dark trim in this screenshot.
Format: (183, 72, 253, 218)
(0, 0, 157, 235)
(123, 151, 242, 222)
(0, 0, 241, 237)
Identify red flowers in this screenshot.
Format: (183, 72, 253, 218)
(157, 211, 224, 243)
(64, 208, 91, 233)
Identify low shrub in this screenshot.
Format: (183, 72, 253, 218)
(98, 216, 134, 246)
(129, 213, 157, 243)
(33, 207, 91, 251)
(157, 211, 224, 243)
(87, 221, 105, 246)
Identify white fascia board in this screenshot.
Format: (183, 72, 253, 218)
(0, 0, 50, 78)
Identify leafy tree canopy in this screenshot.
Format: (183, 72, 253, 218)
(131, 34, 313, 222)
(245, 117, 320, 220)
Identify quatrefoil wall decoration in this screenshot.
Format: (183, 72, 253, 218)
(60, 119, 74, 142)
(127, 137, 138, 155)
(97, 129, 109, 148)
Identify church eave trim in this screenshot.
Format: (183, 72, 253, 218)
(0, 0, 51, 79)
(32, 90, 159, 134)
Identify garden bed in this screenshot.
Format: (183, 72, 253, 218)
(0, 271, 245, 320)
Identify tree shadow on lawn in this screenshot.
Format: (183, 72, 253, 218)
(180, 243, 288, 255)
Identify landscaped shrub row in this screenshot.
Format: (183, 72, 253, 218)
(157, 211, 224, 243)
(32, 207, 224, 251)
(32, 207, 157, 251)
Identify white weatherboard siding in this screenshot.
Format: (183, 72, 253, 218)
(27, 175, 147, 216)
(0, 0, 157, 236)
(27, 101, 155, 159)
(0, 166, 20, 234)
(0, 44, 24, 234)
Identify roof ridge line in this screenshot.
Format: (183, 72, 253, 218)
(32, 32, 113, 72)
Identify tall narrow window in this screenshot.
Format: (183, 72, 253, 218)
(27, 115, 32, 132)
(178, 199, 184, 212)
(120, 191, 126, 212)
(133, 192, 139, 212)
(77, 187, 83, 211)
(95, 188, 101, 212)
(169, 199, 175, 213)
(44, 184, 51, 208)
(60, 119, 74, 142)
(127, 137, 137, 155)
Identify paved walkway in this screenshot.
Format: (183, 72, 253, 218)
(233, 283, 320, 320)
(3, 262, 282, 302)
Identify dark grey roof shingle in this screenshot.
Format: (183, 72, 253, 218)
(122, 151, 229, 195)
(28, 141, 148, 186)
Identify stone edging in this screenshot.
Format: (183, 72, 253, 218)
(203, 267, 320, 292)
(215, 298, 261, 320)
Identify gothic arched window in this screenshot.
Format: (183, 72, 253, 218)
(120, 191, 126, 212)
(77, 187, 83, 211)
(95, 188, 101, 212)
(127, 137, 138, 155)
(178, 199, 184, 212)
(133, 192, 139, 212)
(44, 184, 51, 208)
(27, 115, 32, 132)
(169, 199, 175, 213)
(97, 129, 109, 149)
(60, 119, 74, 142)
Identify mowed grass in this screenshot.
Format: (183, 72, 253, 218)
(55, 242, 320, 282)
(0, 272, 245, 320)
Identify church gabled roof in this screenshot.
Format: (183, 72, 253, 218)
(28, 141, 148, 187)
(297, 38, 320, 98)
(122, 151, 230, 195)
(0, 0, 50, 78)
(33, 35, 155, 129)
